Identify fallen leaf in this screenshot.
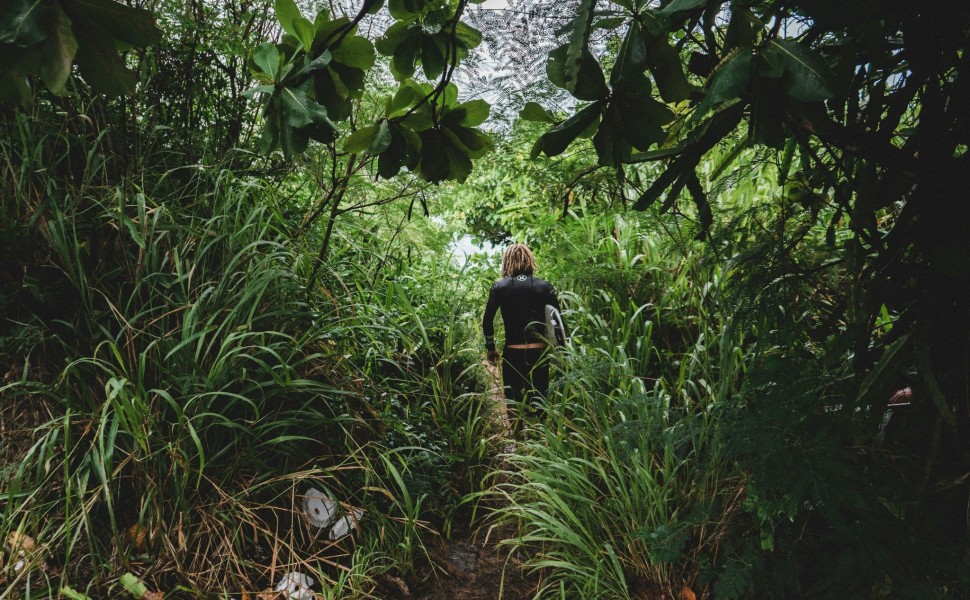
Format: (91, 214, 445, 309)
(126, 524, 149, 550)
(5, 532, 37, 554)
(678, 587, 697, 600)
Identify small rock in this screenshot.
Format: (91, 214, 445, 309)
(440, 542, 480, 581)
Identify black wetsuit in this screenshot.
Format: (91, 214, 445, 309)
(482, 274, 560, 409)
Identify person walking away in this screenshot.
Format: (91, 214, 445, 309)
(482, 244, 561, 432)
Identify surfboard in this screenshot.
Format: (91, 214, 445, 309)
(544, 304, 566, 347)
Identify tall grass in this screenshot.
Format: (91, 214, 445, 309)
(488, 212, 748, 598)
(1, 105, 513, 597)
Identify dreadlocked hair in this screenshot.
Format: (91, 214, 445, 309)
(502, 243, 536, 277)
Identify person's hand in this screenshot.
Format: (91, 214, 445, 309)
(487, 350, 499, 365)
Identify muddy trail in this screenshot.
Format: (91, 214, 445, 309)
(369, 362, 540, 600)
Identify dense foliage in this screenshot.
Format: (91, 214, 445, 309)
(2, 0, 969, 598)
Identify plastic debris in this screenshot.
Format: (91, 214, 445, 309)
(60, 587, 94, 600)
(5, 532, 38, 574)
(274, 571, 315, 600)
(119, 572, 164, 599)
(328, 507, 364, 541)
(302, 488, 338, 529)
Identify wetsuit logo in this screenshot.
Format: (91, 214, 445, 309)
(515, 275, 527, 281)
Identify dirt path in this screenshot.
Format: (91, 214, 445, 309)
(385, 363, 539, 600)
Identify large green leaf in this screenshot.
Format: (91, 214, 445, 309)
(242, 84, 276, 98)
(644, 36, 690, 102)
(618, 95, 671, 150)
(520, 102, 556, 124)
(312, 15, 352, 52)
(388, 33, 420, 80)
(375, 20, 409, 55)
(292, 16, 316, 51)
(38, 6, 77, 95)
(418, 129, 452, 182)
(420, 34, 445, 79)
(401, 109, 434, 132)
(378, 122, 421, 178)
(71, 19, 137, 95)
(280, 86, 330, 128)
(594, 16, 627, 30)
(274, 0, 303, 40)
(610, 19, 647, 88)
(259, 102, 280, 154)
(446, 145, 473, 183)
(447, 125, 493, 158)
(593, 93, 672, 166)
(776, 137, 797, 185)
(765, 38, 835, 102)
(573, 51, 609, 101)
(547, 44, 609, 101)
(656, 0, 707, 17)
(454, 22, 482, 49)
(443, 99, 490, 127)
(343, 122, 391, 154)
(749, 90, 787, 148)
(369, 120, 393, 154)
(416, 127, 476, 183)
(708, 48, 752, 104)
(332, 63, 365, 97)
(689, 47, 750, 123)
(388, 0, 427, 19)
(296, 49, 331, 76)
(344, 125, 372, 153)
(279, 119, 310, 158)
(593, 105, 629, 165)
(537, 100, 606, 157)
(564, 0, 596, 96)
(438, 81, 459, 107)
(305, 120, 338, 144)
(0, 71, 31, 105)
(0, 0, 54, 45)
(331, 35, 375, 69)
(313, 67, 350, 119)
(386, 83, 418, 116)
(62, 0, 161, 48)
(252, 43, 282, 81)
(366, 0, 386, 14)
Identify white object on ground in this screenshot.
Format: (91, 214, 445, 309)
(274, 571, 315, 600)
(302, 488, 338, 529)
(328, 507, 364, 541)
